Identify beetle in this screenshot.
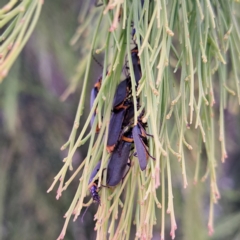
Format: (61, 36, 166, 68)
(132, 123, 148, 171)
(132, 120, 155, 171)
(90, 77, 101, 112)
(90, 76, 102, 132)
(131, 47, 142, 85)
(106, 108, 127, 152)
(107, 133, 133, 186)
(112, 77, 131, 109)
(88, 161, 102, 204)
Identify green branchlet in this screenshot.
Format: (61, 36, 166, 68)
(0, 0, 43, 82)
(45, 1, 240, 240)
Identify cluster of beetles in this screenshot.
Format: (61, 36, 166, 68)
(88, 33, 154, 204)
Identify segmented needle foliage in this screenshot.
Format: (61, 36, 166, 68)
(0, 0, 43, 82)
(45, 1, 239, 239)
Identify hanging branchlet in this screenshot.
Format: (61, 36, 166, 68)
(0, 0, 43, 82)
(45, 1, 240, 240)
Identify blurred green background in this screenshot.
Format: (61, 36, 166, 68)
(0, 1, 240, 240)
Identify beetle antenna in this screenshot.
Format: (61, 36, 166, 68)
(95, 0, 103, 7)
(92, 53, 103, 69)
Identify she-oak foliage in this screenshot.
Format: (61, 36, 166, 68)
(1, 0, 240, 240)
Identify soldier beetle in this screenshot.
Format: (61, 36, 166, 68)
(106, 108, 127, 152)
(90, 76, 102, 132)
(131, 47, 141, 85)
(107, 133, 133, 186)
(132, 123, 148, 171)
(132, 120, 155, 171)
(112, 77, 131, 109)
